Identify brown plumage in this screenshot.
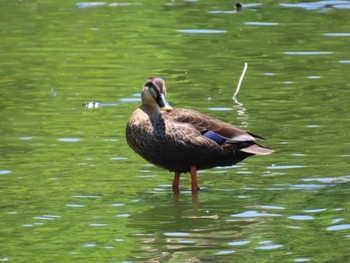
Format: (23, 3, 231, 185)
(126, 77, 273, 192)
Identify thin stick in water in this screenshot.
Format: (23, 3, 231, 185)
(232, 62, 248, 100)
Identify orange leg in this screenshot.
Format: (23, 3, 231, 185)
(172, 172, 181, 193)
(190, 166, 200, 192)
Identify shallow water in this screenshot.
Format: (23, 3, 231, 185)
(1, 1, 350, 262)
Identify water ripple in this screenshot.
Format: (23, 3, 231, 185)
(76, 2, 142, 8)
(334, 4, 350, 9)
(294, 258, 311, 262)
(110, 157, 128, 161)
(82, 243, 96, 247)
(256, 244, 283, 250)
(74, 195, 101, 199)
(303, 208, 326, 213)
(331, 218, 344, 224)
(267, 165, 305, 169)
(176, 29, 227, 34)
(116, 214, 131, 217)
(109, 203, 125, 207)
(258, 205, 285, 210)
(57, 138, 81, 142)
(33, 216, 55, 220)
(119, 98, 141, 102)
(231, 211, 281, 218)
(245, 22, 279, 26)
(280, 2, 350, 10)
(288, 215, 314, 221)
(177, 240, 196, 244)
(66, 204, 84, 208)
(208, 10, 236, 14)
(19, 136, 33, 140)
(284, 51, 333, 55)
(215, 250, 235, 255)
(289, 184, 325, 190)
(301, 176, 350, 183)
(89, 223, 107, 227)
(324, 33, 350, 37)
(76, 2, 105, 8)
(228, 240, 250, 246)
(326, 224, 350, 231)
(208, 107, 232, 111)
(164, 232, 191, 237)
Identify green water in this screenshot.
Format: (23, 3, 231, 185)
(1, 1, 350, 262)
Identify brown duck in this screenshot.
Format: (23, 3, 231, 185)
(126, 77, 273, 192)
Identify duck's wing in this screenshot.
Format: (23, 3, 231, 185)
(166, 109, 259, 143)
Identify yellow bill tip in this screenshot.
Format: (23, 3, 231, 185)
(161, 106, 172, 112)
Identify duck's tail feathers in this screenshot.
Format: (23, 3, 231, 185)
(247, 132, 265, 140)
(240, 143, 274, 155)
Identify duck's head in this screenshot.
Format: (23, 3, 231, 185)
(141, 77, 173, 112)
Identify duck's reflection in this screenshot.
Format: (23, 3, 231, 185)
(173, 191, 199, 212)
(126, 188, 252, 262)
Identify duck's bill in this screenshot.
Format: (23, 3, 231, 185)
(157, 94, 173, 112)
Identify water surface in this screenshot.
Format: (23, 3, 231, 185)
(1, 1, 350, 262)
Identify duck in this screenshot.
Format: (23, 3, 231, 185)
(126, 77, 273, 193)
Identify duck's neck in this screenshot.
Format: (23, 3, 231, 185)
(141, 104, 162, 116)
